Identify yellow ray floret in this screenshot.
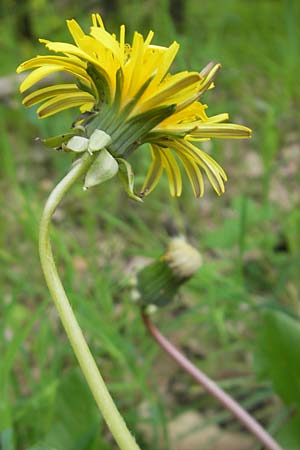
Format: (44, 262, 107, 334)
(23, 84, 85, 107)
(35, 92, 95, 118)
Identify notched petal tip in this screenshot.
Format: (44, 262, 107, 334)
(200, 61, 221, 78)
(198, 62, 221, 96)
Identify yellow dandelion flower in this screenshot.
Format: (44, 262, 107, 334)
(17, 13, 251, 199)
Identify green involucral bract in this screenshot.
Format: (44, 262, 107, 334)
(84, 149, 119, 189)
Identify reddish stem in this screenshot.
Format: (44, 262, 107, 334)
(142, 312, 283, 450)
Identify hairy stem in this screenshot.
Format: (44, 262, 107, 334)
(142, 311, 283, 450)
(39, 152, 141, 450)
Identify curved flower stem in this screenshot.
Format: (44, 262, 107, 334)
(39, 152, 141, 450)
(142, 311, 283, 450)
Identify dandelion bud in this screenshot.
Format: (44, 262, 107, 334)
(163, 236, 202, 278)
(136, 236, 202, 307)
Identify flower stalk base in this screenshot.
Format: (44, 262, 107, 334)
(39, 152, 141, 450)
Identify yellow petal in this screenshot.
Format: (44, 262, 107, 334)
(92, 13, 105, 29)
(205, 113, 229, 124)
(194, 123, 252, 139)
(171, 139, 226, 195)
(40, 38, 114, 95)
(18, 56, 91, 93)
(176, 151, 204, 197)
(119, 24, 126, 54)
(22, 83, 81, 106)
(194, 153, 225, 195)
(122, 32, 145, 99)
(90, 27, 123, 63)
(159, 148, 182, 197)
(20, 65, 63, 93)
(144, 30, 154, 46)
(199, 162, 224, 195)
(159, 102, 208, 128)
(121, 44, 166, 104)
(198, 62, 221, 95)
(182, 141, 227, 180)
(79, 102, 95, 113)
(137, 72, 201, 112)
(196, 148, 227, 180)
(17, 55, 87, 72)
(37, 92, 94, 118)
(140, 145, 163, 196)
(40, 39, 89, 57)
(40, 39, 111, 75)
(39, 39, 94, 61)
(150, 41, 179, 88)
(67, 19, 85, 46)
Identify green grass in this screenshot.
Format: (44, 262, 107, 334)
(1, 0, 300, 449)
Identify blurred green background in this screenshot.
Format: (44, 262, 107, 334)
(1, 0, 300, 449)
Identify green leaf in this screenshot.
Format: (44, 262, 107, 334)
(255, 311, 300, 447)
(255, 309, 300, 407)
(275, 415, 300, 450)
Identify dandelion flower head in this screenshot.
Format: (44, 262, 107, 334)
(17, 13, 251, 198)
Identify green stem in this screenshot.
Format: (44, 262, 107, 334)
(142, 312, 283, 450)
(39, 152, 141, 450)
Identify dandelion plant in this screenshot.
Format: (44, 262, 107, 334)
(17, 13, 251, 450)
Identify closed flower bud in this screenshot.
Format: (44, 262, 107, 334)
(164, 236, 202, 279)
(136, 236, 202, 307)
